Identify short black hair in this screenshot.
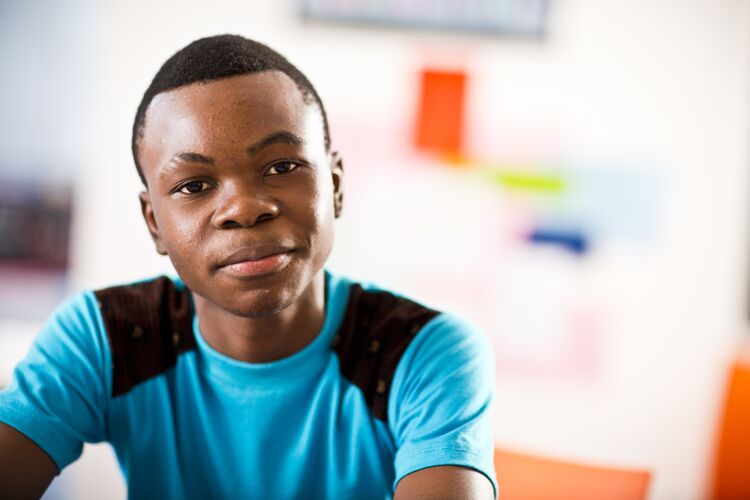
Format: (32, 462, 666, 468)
(132, 34, 331, 185)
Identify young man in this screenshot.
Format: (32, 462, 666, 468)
(0, 35, 496, 499)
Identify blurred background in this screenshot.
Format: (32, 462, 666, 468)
(1, 0, 749, 498)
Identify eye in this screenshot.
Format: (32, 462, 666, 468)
(177, 180, 211, 194)
(266, 161, 300, 176)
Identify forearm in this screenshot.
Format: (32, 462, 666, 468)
(394, 465, 495, 500)
(0, 423, 57, 500)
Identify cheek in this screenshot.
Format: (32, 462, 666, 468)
(155, 204, 209, 262)
(285, 174, 335, 263)
(308, 175, 335, 254)
(313, 170, 335, 219)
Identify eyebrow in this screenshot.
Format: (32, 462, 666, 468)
(246, 130, 306, 156)
(172, 152, 214, 164)
(164, 130, 307, 173)
(160, 153, 213, 179)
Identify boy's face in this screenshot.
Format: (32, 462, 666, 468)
(137, 71, 342, 317)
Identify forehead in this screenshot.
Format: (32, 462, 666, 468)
(139, 71, 325, 176)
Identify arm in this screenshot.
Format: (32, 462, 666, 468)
(0, 422, 57, 499)
(394, 466, 494, 500)
(0, 292, 110, 494)
(390, 314, 498, 498)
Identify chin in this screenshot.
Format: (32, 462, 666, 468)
(222, 282, 299, 318)
(228, 298, 291, 318)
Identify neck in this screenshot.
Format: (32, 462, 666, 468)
(193, 271, 326, 363)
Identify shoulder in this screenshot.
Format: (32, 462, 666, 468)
(45, 288, 101, 332)
(389, 312, 495, 417)
(328, 275, 440, 420)
(331, 281, 496, 494)
(402, 312, 494, 375)
(335, 278, 441, 342)
(27, 275, 191, 392)
(30, 287, 107, 362)
(0, 279, 171, 469)
(332, 273, 492, 373)
(92, 275, 196, 397)
(93, 274, 192, 348)
(40, 274, 186, 344)
(329, 273, 493, 419)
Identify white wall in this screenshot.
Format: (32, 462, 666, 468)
(13, 0, 750, 498)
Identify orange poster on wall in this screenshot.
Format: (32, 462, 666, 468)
(415, 69, 466, 156)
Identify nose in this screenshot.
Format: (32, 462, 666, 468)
(210, 183, 280, 229)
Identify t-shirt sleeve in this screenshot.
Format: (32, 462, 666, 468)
(388, 313, 497, 496)
(0, 291, 111, 472)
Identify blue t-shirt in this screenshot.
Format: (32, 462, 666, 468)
(0, 271, 496, 499)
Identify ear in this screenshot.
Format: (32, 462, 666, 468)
(330, 151, 344, 219)
(139, 191, 167, 255)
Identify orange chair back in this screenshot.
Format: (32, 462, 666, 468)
(494, 448, 651, 500)
(710, 358, 750, 499)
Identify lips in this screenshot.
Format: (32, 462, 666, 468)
(218, 243, 296, 267)
(216, 243, 297, 278)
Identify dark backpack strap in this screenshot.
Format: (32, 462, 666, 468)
(94, 276, 195, 397)
(332, 284, 440, 421)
